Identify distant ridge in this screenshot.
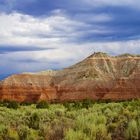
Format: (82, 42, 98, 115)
(87, 52, 109, 58)
(117, 53, 140, 57)
(88, 52, 140, 58)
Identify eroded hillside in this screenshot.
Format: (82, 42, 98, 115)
(0, 52, 140, 102)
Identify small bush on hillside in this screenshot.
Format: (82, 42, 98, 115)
(7, 101, 19, 109)
(36, 101, 49, 109)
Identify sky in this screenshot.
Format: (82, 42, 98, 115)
(0, 0, 140, 79)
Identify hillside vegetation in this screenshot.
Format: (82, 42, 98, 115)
(0, 100, 140, 140)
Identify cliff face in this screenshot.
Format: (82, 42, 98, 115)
(0, 73, 57, 102)
(0, 53, 140, 102)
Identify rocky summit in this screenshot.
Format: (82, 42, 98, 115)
(0, 52, 140, 102)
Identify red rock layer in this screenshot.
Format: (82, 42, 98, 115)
(0, 74, 57, 102)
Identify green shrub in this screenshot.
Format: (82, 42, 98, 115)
(39, 124, 49, 137)
(72, 101, 82, 109)
(36, 101, 49, 109)
(8, 129, 19, 140)
(96, 124, 112, 140)
(7, 101, 19, 109)
(64, 129, 89, 140)
(0, 100, 11, 107)
(82, 99, 94, 109)
(0, 124, 9, 139)
(28, 112, 40, 129)
(47, 124, 65, 140)
(63, 102, 73, 111)
(137, 119, 140, 136)
(20, 102, 33, 106)
(17, 125, 30, 140)
(97, 115, 107, 125)
(125, 119, 139, 140)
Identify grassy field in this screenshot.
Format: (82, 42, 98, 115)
(0, 99, 140, 140)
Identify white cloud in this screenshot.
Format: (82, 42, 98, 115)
(0, 12, 112, 48)
(0, 12, 56, 47)
(0, 39, 140, 75)
(0, 12, 86, 47)
(0, 11, 139, 75)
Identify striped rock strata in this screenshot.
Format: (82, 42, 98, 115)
(0, 52, 140, 102)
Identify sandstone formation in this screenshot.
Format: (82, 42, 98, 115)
(0, 52, 140, 102)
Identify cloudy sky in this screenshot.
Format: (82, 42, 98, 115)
(0, 0, 140, 79)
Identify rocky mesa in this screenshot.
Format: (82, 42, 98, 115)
(0, 52, 140, 102)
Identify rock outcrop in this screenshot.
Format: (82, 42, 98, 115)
(0, 52, 140, 102)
